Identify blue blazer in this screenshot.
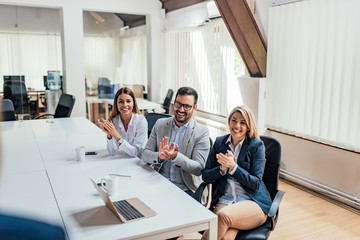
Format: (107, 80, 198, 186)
(202, 134, 272, 214)
(0, 214, 66, 240)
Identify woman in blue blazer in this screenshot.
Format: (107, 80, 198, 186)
(201, 106, 272, 240)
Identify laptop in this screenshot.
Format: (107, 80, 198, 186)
(90, 178, 156, 223)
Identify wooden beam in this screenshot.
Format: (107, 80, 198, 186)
(215, 0, 267, 77)
(161, 0, 207, 12)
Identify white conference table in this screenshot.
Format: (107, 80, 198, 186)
(0, 117, 217, 240)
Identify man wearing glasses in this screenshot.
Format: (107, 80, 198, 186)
(142, 87, 210, 196)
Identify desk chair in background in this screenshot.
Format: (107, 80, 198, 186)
(145, 112, 172, 137)
(162, 89, 174, 114)
(3, 80, 30, 115)
(0, 99, 16, 121)
(34, 93, 75, 119)
(194, 135, 285, 240)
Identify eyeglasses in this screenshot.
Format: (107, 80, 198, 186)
(174, 101, 195, 111)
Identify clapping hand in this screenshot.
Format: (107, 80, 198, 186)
(216, 150, 236, 172)
(159, 137, 179, 161)
(98, 118, 122, 140)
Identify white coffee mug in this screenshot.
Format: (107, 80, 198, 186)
(101, 175, 118, 196)
(75, 146, 85, 162)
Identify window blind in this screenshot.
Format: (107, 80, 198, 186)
(266, 0, 360, 152)
(161, 19, 247, 116)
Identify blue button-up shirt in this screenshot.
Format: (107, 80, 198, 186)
(159, 120, 190, 191)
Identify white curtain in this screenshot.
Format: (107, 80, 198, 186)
(84, 30, 147, 90)
(266, 0, 360, 152)
(118, 34, 147, 86)
(83, 36, 120, 86)
(161, 19, 247, 116)
(0, 33, 62, 91)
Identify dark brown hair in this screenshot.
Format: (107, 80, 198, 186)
(108, 87, 139, 121)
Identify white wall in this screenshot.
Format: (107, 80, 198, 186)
(0, 0, 163, 117)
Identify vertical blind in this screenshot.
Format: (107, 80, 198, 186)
(266, 0, 360, 152)
(161, 19, 247, 116)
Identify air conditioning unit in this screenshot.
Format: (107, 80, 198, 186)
(207, 1, 221, 19)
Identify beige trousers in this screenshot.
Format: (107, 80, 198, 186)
(201, 201, 267, 240)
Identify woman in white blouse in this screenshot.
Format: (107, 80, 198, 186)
(98, 87, 148, 158)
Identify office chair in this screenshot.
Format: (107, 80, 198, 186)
(145, 112, 172, 137)
(162, 89, 174, 114)
(3, 80, 30, 114)
(34, 93, 75, 119)
(0, 99, 16, 121)
(194, 135, 285, 240)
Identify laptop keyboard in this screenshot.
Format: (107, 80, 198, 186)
(113, 200, 144, 221)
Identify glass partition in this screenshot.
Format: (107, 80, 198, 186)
(0, 5, 62, 117)
(83, 11, 148, 122)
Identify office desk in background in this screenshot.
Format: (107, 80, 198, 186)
(86, 97, 162, 123)
(0, 117, 217, 240)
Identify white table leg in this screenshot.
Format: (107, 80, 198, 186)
(208, 218, 218, 240)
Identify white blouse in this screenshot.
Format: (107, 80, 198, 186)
(106, 113, 148, 158)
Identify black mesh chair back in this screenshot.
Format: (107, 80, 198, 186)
(54, 94, 76, 118)
(3, 80, 30, 114)
(34, 93, 75, 119)
(145, 112, 172, 137)
(260, 136, 282, 199)
(162, 89, 174, 114)
(0, 99, 16, 121)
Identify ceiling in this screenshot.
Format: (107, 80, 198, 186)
(159, 0, 208, 12)
(99, 1, 208, 28)
(115, 13, 146, 28)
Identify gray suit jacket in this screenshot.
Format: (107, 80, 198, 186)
(141, 117, 210, 192)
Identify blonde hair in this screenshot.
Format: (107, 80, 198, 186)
(228, 105, 259, 139)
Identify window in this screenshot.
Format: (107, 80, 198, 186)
(161, 19, 247, 116)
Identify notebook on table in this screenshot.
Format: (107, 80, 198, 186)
(90, 178, 156, 223)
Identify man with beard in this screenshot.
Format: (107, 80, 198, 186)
(141, 87, 210, 197)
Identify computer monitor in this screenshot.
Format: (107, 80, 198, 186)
(98, 77, 112, 99)
(3, 75, 25, 83)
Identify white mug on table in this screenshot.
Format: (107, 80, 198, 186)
(101, 175, 119, 196)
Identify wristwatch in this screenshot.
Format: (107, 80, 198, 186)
(117, 137, 124, 145)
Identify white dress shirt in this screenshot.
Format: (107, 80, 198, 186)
(106, 113, 148, 158)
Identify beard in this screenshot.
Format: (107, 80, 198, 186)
(174, 110, 191, 125)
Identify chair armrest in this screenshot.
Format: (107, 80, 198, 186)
(34, 114, 54, 119)
(268, 190, 285, 230)
(194, 182, 213, 208)
(194, 182, 209, 202)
